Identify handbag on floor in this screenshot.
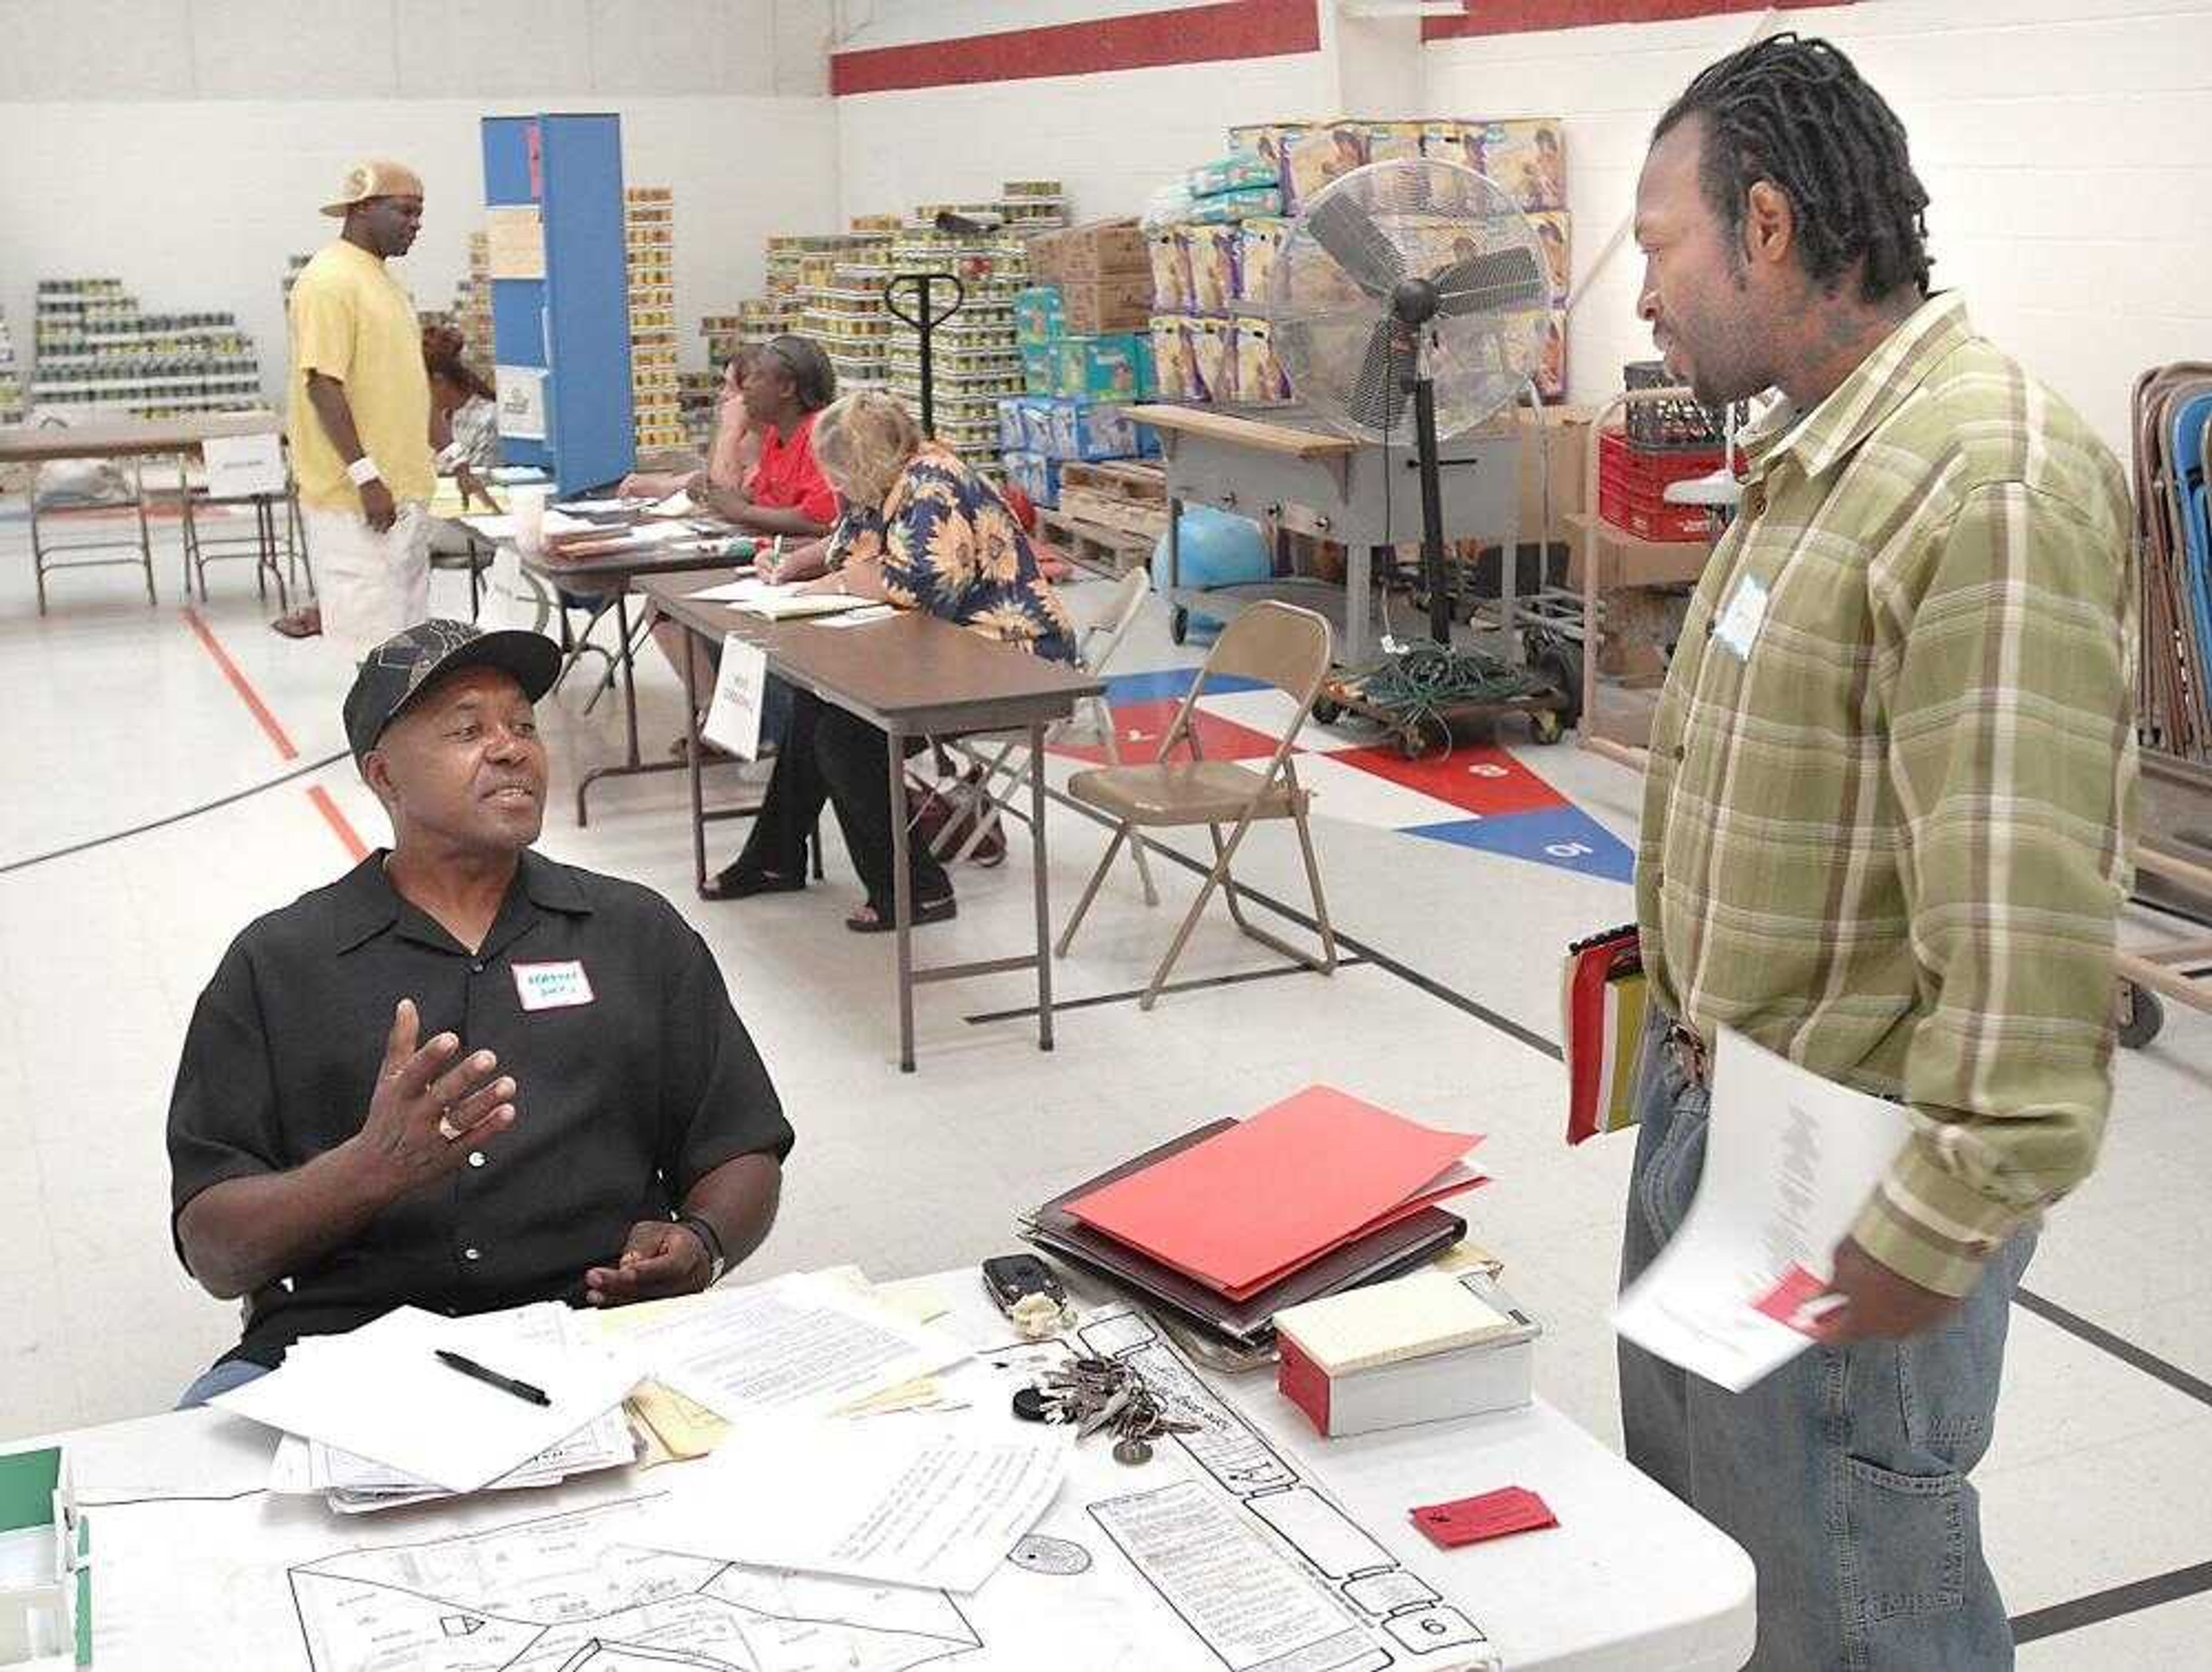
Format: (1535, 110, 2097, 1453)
(1561, 924, 1649, 1144)
(906, 764, 1008, 867)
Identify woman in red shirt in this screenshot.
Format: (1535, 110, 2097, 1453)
(650, 335, 839, 697)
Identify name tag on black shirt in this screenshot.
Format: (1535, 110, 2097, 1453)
(513, 959, 594, 1011)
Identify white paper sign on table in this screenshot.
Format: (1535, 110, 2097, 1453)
(701, 634, 770, 760)
(664, 1413, 1070, 1593)
(200, 432, 286, 497)
(1612, 1027, 1912, 1392)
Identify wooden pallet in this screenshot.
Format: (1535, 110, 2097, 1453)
(1057, 460, 1168, 543)
(1037, 505, 1154, 577)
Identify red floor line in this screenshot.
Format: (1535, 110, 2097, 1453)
(306, 785, 369, 862)
(182, 605, 298, 762)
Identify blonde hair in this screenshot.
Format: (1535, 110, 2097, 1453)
(812, 390, 922, 510)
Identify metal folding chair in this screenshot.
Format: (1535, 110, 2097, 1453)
(927, 567, 1159, 904)
(29, 456, 156, 613)
(1055, 599, 1338, 1010)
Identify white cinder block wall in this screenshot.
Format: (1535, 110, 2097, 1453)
(1424, 0, 2212, 456)
(0, 0, 842, 400)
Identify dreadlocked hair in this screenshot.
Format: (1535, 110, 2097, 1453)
(1654, 33, 1932, 304)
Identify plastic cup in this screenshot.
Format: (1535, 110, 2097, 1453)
(510, 484, 548, 555)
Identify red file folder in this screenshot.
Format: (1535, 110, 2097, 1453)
(1062, 1086, 1486, 1301)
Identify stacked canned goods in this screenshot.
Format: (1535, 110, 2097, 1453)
(31, 277, 263, 418)
(625, 188, 684, 452)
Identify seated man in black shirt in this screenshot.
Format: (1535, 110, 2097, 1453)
(168, 619, 792, 1405)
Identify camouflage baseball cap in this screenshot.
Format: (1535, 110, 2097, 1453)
(343, 619, 560, 761)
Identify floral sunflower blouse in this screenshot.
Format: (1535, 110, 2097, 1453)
(827, 443, 1076, 664)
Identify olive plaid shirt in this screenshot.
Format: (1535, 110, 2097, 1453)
(1637, 293, 2137, 1297)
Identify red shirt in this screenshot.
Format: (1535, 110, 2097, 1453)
(745, 411, 838, 527)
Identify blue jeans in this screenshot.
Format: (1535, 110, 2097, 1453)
(176, 1356, 272, 1409)
(1618, 1020, 2032, 1671)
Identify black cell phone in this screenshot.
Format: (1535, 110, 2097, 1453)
(982, 1253, 1066, 1317)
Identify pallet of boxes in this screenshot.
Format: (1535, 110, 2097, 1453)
(1570, 365, 1732, 688)
(1002, 218, 1164, 576)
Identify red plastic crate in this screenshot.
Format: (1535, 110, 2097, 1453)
(1598, 429, 1728, 543)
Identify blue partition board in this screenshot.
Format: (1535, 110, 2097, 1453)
(480, 112, 635, 494)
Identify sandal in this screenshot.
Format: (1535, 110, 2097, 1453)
(698, 866, 805, 901)
(846, 896, 957, 934)
(270, 607, 321, 639)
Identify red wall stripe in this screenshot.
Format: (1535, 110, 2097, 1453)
(830, 0, 1320, 96)
(1424, 0, 1844, 42)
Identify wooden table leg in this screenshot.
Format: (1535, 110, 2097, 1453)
(889, 726, 916, 1073)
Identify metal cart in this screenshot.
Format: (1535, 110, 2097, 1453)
(1122, 400, 1577, 755)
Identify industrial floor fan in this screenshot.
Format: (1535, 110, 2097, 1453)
(1271, 157, 1562, 749)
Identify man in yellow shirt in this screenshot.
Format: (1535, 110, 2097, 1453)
(289, 159, 438, 662)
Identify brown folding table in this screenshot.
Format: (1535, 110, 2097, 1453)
(0, 411, 287, 612)
(640, 570, 1104, 1071)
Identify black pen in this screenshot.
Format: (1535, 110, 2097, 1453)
(434, 1348, 551, 1406)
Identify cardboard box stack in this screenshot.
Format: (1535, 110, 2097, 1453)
(30, 276, 263, 419)
(999, 218, 1159, 511)
(1159, 117, 1569, 407)
(624, 187, 683, 452)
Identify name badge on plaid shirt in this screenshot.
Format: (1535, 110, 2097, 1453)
(1714, 572, 1769, 661)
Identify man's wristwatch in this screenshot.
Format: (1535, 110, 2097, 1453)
(675, 1213, 728, 1283)
(346, 456, 383, 487)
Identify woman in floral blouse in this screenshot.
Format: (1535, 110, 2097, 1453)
(702, 392, 1076, 931)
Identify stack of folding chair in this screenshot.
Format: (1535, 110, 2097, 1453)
(2134, 363, 2212, 760)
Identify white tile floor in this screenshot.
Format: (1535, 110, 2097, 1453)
(3, 505, 2210, 1661)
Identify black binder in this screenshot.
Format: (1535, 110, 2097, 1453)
(1021, 1120, 1467, 1351)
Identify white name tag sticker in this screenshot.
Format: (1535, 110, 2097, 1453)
(1713, 571, 1770, 661)
(512, 960, 594, 1011)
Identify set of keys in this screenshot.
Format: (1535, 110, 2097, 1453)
(1010, 1356, 1201, 1466)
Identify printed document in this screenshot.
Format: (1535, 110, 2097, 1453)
(608, 1271, 969, 1423)
(1612, 1027, 1912, 1391)
(665, 1414, 1070, 1593)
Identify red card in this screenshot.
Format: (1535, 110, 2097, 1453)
(1752, 1263, 1842, 1336)
(1410, 1487, 1558, 1548)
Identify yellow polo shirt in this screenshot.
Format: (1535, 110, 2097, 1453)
(286, 240, 434, 511)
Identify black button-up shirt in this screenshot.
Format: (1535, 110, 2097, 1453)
(167, 850, 793, 1367)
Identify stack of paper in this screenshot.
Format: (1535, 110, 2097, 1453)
(597, 1271, 969, 1428)
(727, 587, 876, 621)
(456, 507, 592, 544)
(215, 1303, 644, 1500)
(1063, 1086, 1487, 1301)
(592, 1269, 961, 1463)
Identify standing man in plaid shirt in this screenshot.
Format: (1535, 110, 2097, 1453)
(1624, 36, 2134, 1669)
